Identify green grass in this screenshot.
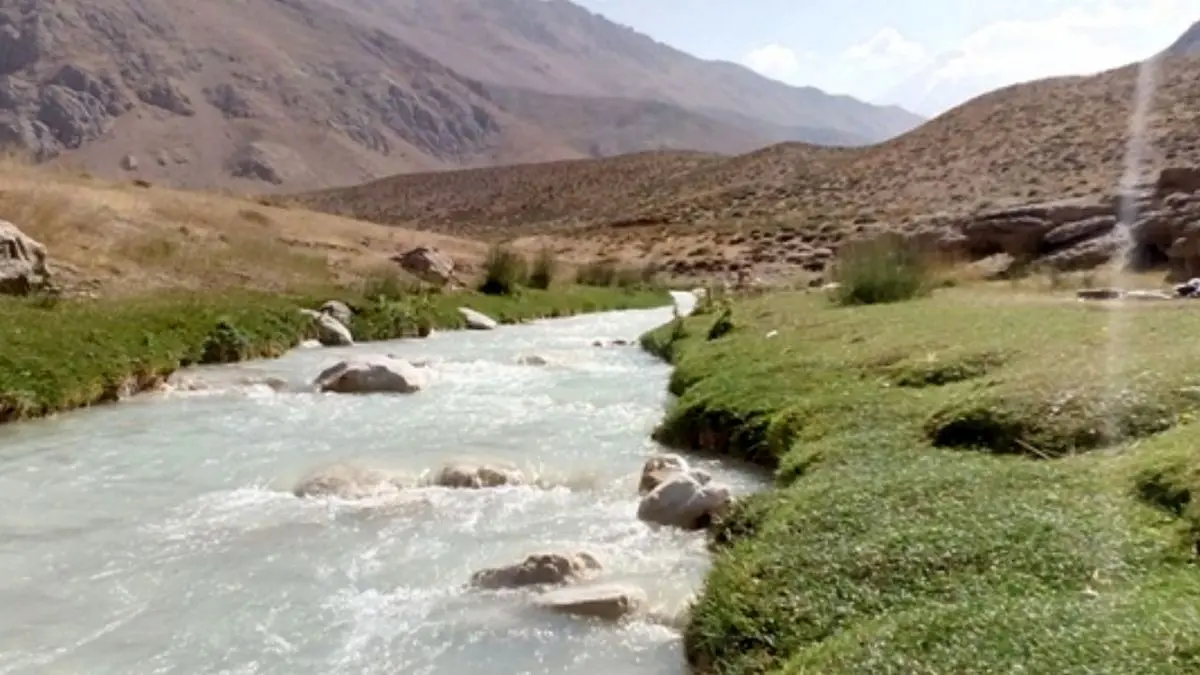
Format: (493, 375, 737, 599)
(641, 287, 1200, 674)
(0, 285, 669, 422)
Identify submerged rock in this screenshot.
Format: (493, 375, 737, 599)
(431, 460, 524, 488)
(293, 463, 404, 499)
(637, 473, 732, 530)
(313, 357, 426, 394)
(516, 354, 550, 366)
(470, 552, 602, 590)
(534, 583, 647, 622)
(459, 307, 498, 330)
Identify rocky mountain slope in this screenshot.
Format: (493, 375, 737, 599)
(1165, 20, 1200, 56)
(338, 0, 923, 145)
(0, 0, 920, 191)
(295, 52, 1200, 281)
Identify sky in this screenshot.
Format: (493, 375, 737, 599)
(571, 0, 1192, 115)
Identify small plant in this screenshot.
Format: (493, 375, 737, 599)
(528, 246, 558, 290)
(829, 234, 933, 306)
(706, 306, 735, 341)
(479, 244, 527, 295)
(199, 319, 249, 364)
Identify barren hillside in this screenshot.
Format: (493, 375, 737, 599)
(338, 0, 923, 145)
(295, 54, 1200, 281)
(0, 0, 917, 191)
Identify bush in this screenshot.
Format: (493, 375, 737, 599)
(478, 244, 528, 295)
(528, 247, 558, 290)
(829, 234, 933, 306)
(199, 319, 250, 364)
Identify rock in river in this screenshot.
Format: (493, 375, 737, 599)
(470, 552, 602, 590)
(313, 357, 426, 394)
(534, 583, 647, 622)
(637, 472, 732, 530)
(431, 460, 523, 488)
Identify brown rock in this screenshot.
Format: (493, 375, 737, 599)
(0, 220, 49, 295)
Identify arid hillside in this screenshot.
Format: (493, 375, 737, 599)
(295, 53, 1200, 282)
(0, 157, 496, 297)
(337, 0, 923, 145)
(0, 0, 919, 191)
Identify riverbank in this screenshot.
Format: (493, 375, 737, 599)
(0, 285, 669, 422)
(641, 287, 1200, 673)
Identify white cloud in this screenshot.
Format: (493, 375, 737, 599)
(876, 0, 1190, 115)
(843, 27, 928, 71)
(741, 43, 807, 82)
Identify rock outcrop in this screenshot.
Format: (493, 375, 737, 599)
(0, 220, 49, 294)
(469, 552, 601, 590)
(898, 166, 1200, 280)
(313, 357, 426, 394)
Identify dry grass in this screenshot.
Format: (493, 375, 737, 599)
(294, 54, 1200, 282)
(0, 155, 492, 296)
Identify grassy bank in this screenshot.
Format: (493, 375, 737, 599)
(0, 285, 668, 422)
(642, 287, 1200, 673)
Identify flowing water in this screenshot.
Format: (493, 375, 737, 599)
(0, 293, 763, 674)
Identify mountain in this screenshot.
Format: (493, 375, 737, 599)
(1165, 20, 1200, 56)
(0, 0, 921, 191)
(294, 52, 1200, 275)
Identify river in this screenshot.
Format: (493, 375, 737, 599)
(0, 293, 763, 674)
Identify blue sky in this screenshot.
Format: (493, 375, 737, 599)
(573, 0, 1190, 114)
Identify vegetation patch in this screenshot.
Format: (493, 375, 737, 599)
(640, 287, 1200, 674)
(828, 233, 935, 307)
(883, 348, 1007, 388)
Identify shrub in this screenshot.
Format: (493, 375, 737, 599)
(478, 244, 527, 295)
(829, 234, 933, 306)
(528, 246, 558, 290)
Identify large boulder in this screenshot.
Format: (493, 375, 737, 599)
(0, 220, 49, 295)
(313, 357, 426, 394)
(469, 552, 601, 590)
(393, 246, 456, 286)
(459, 307, 498, 330)
(431, 460, 523, 488)
(534, 583, 646, 622)
(637, 473, 732, 530)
